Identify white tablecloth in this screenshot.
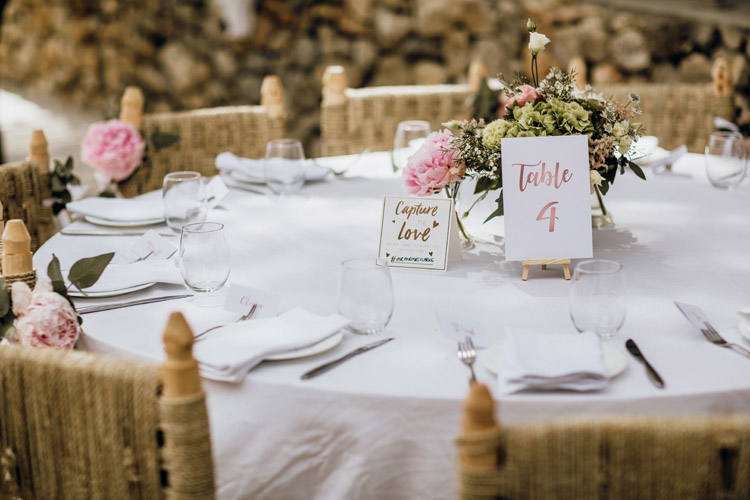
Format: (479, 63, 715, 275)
(34, 152, 750, 500)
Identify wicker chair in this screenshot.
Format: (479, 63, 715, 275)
(320, 63, 488, 157)
(116, 76, 287, 197)
(585, 58, 736, 154)
(0, 131, 55, 253)
(0, 312, 215, 500)
(456, 383, 750, 500)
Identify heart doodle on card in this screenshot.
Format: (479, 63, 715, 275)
(392, 220, 395, 223)
(386, 253, 390, 257)
(428, 251, 433, 256)
(433, 221, 439, 228)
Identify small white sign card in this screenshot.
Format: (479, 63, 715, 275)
(378, 196, 461, 271)
(435, 311, 490, 348)
(225, 284, 281, 319)
(500, 135, 593, 261)
(128, 229, 177, 261)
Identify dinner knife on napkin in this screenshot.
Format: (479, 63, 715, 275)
(301, 337, 394, 379)
(625, 339, 665, 388)
(77, 294, 192, 314)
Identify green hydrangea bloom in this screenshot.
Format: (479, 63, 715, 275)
(482, 119, 513, 150)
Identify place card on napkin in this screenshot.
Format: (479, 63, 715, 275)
(67, 197, 164, 222)
(194, 308, 349, 382)
(64, 260, 184, 293)
(205, 176, 229, 208)
(378, 196, 461, 271)
(129, 230, 177, 261)
(225, 284, 281, 319)
(436, 311, 489, 348)
(498, 328, 608, 393)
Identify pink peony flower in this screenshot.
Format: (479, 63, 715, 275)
(10, 281, 32, 317)
(499, 84, 542, 117)
(403, 130, 465, 196)
(14, 280, 79, 349)
(81, 119, 145, 181)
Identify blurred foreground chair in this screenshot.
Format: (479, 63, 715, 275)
(0, 130, 55, 253)
(456, 383, 750, 500)
(580, 58, 736, 154)
(0, 312, 215, 500)
(117, 75, 286, 197)
(320, 62, 488, 156)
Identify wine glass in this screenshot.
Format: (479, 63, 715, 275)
(179, 222, 231, 306)
(264, 138, 306, 195)
(705, 131, 747, 189)
(163, 171, 208, 232)
(392, 120, 430, 173)
(569, 260, 626, 339)
(337, 258, 394, 335)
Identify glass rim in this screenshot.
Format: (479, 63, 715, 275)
(341, 257, 388, 269)
(267, 138, 303, 147)
(709, 130, 743, 139)
(574, 259, 622, 274)
(164, 171, 202, 180)
(397, 120, 430, 130)
(181, 221, 224, 234)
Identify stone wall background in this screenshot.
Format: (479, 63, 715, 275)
(2, 0, 749, 156)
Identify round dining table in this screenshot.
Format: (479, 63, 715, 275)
(34, 151, 750, 500)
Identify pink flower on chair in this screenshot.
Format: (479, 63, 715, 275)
(403, 130, 465, 196)
(498, 84, 542, 117)
(81, 119, 145, 181)
(13, 280, 79, 349)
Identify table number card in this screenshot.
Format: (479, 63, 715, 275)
(378, 196, 460, 271)
(500, 135, 593, 261)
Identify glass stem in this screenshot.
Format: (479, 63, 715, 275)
(594, 184, 607, 216)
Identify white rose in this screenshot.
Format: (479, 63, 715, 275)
(528, 32, 550, 56)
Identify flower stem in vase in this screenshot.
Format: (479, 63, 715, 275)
(591, 184, 614, 229)
(445, 183, 475, 250)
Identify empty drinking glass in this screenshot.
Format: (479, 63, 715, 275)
(705, 131, 748, 189)
(392, 120, 430, 172)
(264, 138, 306, 195)
(179, 222, 231, 305)
(569, 260, 626, 339)
(163, 171, 207, 232)
(338, 258, 394, 335)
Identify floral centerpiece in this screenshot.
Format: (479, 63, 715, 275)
(0, 253, 114, 348)
(403, 18, 646, 228)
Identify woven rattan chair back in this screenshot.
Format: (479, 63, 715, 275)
(456, 383, 750, 500)
(117, 78, 286, 197)
(0, 159, 54, 252)
(320, 64, 488, 157)
(0, 312, 215, 500)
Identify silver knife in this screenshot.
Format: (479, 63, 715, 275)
(301, 337, 395, 380)
(625, 339, 665, 388)
(61, 229, 175, 237)
(77, 294, 192, 314)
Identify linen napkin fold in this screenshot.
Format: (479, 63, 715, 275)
(65, 261, 184, 293)
(215, 151, 331, 182)
(194, 308, 349, 382)
(67, 196, 164, 222)
(498, 328, 608, 393)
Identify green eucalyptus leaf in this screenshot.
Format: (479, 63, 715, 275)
(48, 255, 67, 296)
(484, 190, 504, 223)
(628, 161, 647, 180)
(52, 201, 65, 216)
(0, 313, 16, 340)
(70, 177, 81, 186)
(50, 175, 67, 193)
(68, 252, 115, 290)
(64, 156, 74, 172)
(473, 176, 493, 194)
(0, 279, 10, 317)
(151, 130, 181, 152)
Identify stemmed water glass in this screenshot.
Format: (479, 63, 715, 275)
(704, 131, 748, 189)
(392, 120, 430, 173)
(264, 138, 306, 195)
(337, 258, 394, 335)
(179, 222, 231, 306)
(163, 171, 208, 232)
(569, 260, 626, 340)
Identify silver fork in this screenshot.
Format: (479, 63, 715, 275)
(194, 303, 258, 343)
(457, 337, 477, 381)
(701, 321, 750, 359)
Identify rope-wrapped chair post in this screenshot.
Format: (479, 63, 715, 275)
(456, 383, 750, 500)
(0, 311, 215, 499)
(1, 219, 36, 292)
(320, 65, 477, 157)
(117, 79, 287, 197)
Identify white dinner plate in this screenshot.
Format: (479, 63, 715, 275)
(85, 215, 165, 227)
(265, 331, 344, 361)
(68, 282, 156, 298)
(482, 342, 628, 379)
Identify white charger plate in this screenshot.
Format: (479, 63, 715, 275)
(68, 282, 156, 298)
(265, 331, 344, 361)
(85, 215, 165, 227)
(482, 342, 628, 379)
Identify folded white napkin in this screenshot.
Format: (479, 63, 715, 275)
(215, 151, 331, 182)
(66, 261, 184, 293)
(194, 308, 349, 382)
(67, 197, 164, 222)
(498, 328, 608, 393)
